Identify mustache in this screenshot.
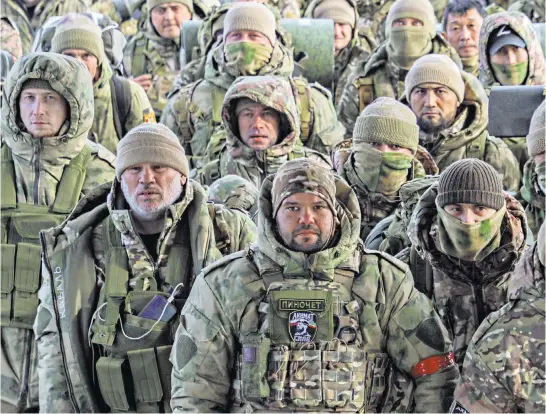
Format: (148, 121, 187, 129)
(294, 224, 320, 235)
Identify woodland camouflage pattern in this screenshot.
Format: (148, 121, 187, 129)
(1, 52, 115, 411)
(207, 174, 259, 216)
(452, 222, 546, 413)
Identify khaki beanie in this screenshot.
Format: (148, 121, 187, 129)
(51, 14, 105, 64)
(313, 0, 356, 28)
(527, 99, 545, 157)
(116, 123, 190, 179)
(147, 0, 193, 12)
(405, 54, 465, 103)
(223, 3, 277, 46)
(386, 0, 436, 38)
(21, 79, 54, 92)
(437, 159, 505, 210)
(353, 97, 419, 153)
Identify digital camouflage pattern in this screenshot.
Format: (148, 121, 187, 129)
(207, 174, 259, 217)
(403, 182, 527, 366)
(0, 18, 22, 60)
(170, 162, 459, 412)
(34, 178, 256, 412)
(337, 35, 461, 137)
(92, 57, 154, 154)
(452, 222, 546, 413)
(161, 37, 343, 168)
(1, 52, 115, 411)
(195, 75, 331, 188)
(403, 71, 521, 192)
(1, 0, 91, 55)
(521, 157, 545, 238)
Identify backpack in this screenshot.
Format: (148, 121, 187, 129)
(109, 75, 133, 140)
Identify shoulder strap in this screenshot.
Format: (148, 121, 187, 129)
(466, 132, 487, 160)
(207, 203, 232, 254)
(352, 76, 374, 113)
(293, 79, 312, 142)
(110, 76, 133, 140)
(410, 246, 433, 298)
(131, 35, 148, 76)
(202, 159, 221, 186)
(210, 85, 226, 125)
(1, 145, 17, 210)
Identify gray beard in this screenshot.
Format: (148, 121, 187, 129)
(121, 178, 183, 222)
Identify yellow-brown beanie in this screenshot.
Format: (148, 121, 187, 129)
(147, 0, 193, 13)
(313, 0, 356, 28)
(51, 14, 106, 65)
(116, 123, 190, 179)
(386, 0, 436, 38)
(223, 2, 277, 46)
(527, 99, 545, 157)
(405, 54, 465, 103)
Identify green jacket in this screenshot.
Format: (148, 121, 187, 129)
(0, 52, 115, 411)
(337, 34, 461, 137)
(170, 173, 459, 412)
(34, 179, 256, 413)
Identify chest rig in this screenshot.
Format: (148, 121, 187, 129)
(90, 215, 193, 413)
(1, 145, 91, 329)
(232, 249, 393, 412)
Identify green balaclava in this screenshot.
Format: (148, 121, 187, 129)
(527, 100, 546, 193)
(488, 25, 529, 85)
(435, 159, 506, 262)
(223, 3, 276, 75)
(350, 97, 418, 195)
(386, 0, 437, 69)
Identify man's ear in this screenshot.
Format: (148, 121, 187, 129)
(441, 31, 447, 41)
(181, 175, 188, 185)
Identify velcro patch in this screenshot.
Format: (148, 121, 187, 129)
(243, 347, 257, 363)
(452, 401, 470, 413)
(278, 299, 325, 312)
(289, 311, 317, 342)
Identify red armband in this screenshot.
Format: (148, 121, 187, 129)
(410, 353, 455, 378)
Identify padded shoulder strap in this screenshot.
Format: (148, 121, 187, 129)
(352, 76, 374, 113)
(210, 85, 226, 124)
(293, 78, 312, 142)
(207, 203, 232, 254)
(202, 159, 221, 186)
(410, 246, 433, 298)
(1, 145, 17, 210)
(110, 76, 133, 140)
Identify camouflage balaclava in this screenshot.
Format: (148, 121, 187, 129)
(528, 100, 546, 193)
(207, 174, 259, 215)
(350, 97, 418, 195)
(386, 0, 437, 69)
(223, 3, 276, 75)
(435, 159, 506, 262)
(488, 24, 529, 85)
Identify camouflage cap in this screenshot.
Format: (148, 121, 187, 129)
(271, 158, 336, 218)
(527, 99, 545, 157)
(207, 174, 259, 213)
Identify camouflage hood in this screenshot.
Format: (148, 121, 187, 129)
(221, 75, 300, 162)
(409, 182, 528, 282)
(479, 11, 546, 89)
(255, 171, 361, 281)
(1, 52, 93, 166)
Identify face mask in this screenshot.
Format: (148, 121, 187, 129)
(388, 26, 432, 69)
(351, 146, 413, 195)
(535, 160, 546, 194)
(490, 61, 528, 85)
(435, 201, 506, 262)
(224, 41, 273, 75)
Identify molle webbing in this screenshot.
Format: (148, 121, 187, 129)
(293, 78, 312, 142)
(354, 76, 374, 113)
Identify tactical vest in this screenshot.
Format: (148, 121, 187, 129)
(231, 247, 399, 412)
(352, 71, 397, 113)
(1, 145, 92, 329)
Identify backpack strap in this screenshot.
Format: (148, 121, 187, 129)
(410, 246, 433, 299)
(131, 35, 148, 76)
(293, 78, 312, 143)
(202, 159, 221, 186)
(210, 85, 226, 125)
(207, 203, 232, 255)
(465, 132, 487, 160)
(1, 145, 16, 210)
(352, 76, 374, 113)
(110, 75, 133, 140)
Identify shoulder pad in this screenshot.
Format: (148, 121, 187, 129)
(362, 247, 410, 274)
(201, 248, 250, 277)
(85, 140, 116, 167)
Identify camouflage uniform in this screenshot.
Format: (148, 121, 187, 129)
(400, 182, 528, 366)
(337, 35, 461, 137)
(521, 157, 545, 238)
(479, 11, 546, 169)
(0, 53, 116, 412)
(170, 160, 459, 412)
(195, 76, 332, 189)
(451, 222, 546, 413)
(34, 176, 256, 412)
(161, 39, 344, 169)
(1, 0, 91, 55)
(0, 18, 22, 60)
(207, 174, 259, 217)
(508, 0, 545, 22)
(90, 0, 141, 37)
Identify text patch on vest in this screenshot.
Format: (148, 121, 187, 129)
(279, 299, 325, 312)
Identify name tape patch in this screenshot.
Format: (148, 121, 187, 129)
(278, 299, 326, 312)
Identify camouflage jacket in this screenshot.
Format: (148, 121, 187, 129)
(403, 71, 521, 192)
(508, 0, 545, 22)
(90, 0, 140, 37)
(479, 11, 545, 91)
(401, 183, 528, 366)
(195, 76, 332, 188)
(170, 173, 459, 412)
(34, 178, 256, 413)
(521, 157, 545, 239)
(0, 17, 22, 60)
(1, 0, 90, 55)
(161, 40, 344, 168)
(337, 35, 461, 137)
(92, 60, 154, 154)
(1, 53, 115, 411)
(452, 223, 545, 413)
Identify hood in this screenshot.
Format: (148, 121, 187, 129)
(221, 75, 300, 162)
(255, 172, 361, 281)
(143, 9, 182, 53)
(1, 52, 94, 165)
(409, 182, 528, 282)
(479, 11, 546, 88)
(204, 39, 294, 90)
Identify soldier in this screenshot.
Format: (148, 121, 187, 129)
(479, 11, 546, 170)
(521, 100, 545, 238)
(161, 2, 343, 169)
(337, 0, 461, 137)
(207, 174, 259, 217)
(0, 52, 116, 412)
(2, 0, 91, 55)
(405, 54, 521, 192)
(195, 75, 331, 188)
(401, 159, 527, 366)
(450, 222, 546, 413)
(34, 123, 257, 413)
(337, 97, 429, 241)
(51, 14, 154, 154)
(442, 0, 487, 76)
(304, 0, 373, 105)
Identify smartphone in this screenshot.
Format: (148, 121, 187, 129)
(138, 295, 177, 322)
